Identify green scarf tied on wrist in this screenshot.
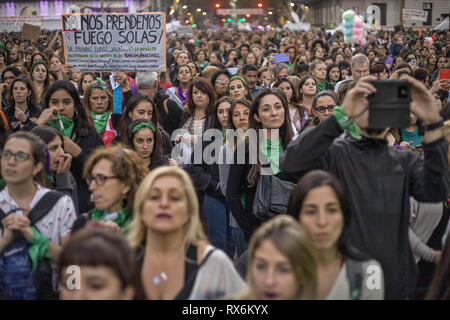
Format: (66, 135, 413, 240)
(49, 116, 75, 138)
(333, 106, 361, 139)
(90, 111, 110, 134)
(91, 207, 132, 232)
(28, 227, 52, 273)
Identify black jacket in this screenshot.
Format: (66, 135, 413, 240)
(225, 142, 296, 242)
(185, 137, 224, 200)
(154, 92, 184, 137)
(71, 127, 104, 214)
(280, 115, 450, 300)
(4, 104, 42, 132)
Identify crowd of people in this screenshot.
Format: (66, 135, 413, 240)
(0, 25, 449, 300)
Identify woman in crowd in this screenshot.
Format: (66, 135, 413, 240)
(310, 60, 334, 92)
(31, 125, 78, 213)
(169, 50, 191, 83)
(116, 93, 172, 156)
(175, 78, 216, 167)
(258, 67, 272, 88)
(251, 45, 267, 67)
(298, 75, 318, 116)
(5, 76, 42, 132)
(225, 48, 240, 68)
(237, 215, 317, 300)
(77, 72, 96, 99)
(424, 53, 437, 75)
(49, 55, 64, 80)
(209, 51, 222, 65)
(273, 78, 309, 134)
(244, 53, 258, 66)
(129, 166, 246, 300)
(195, 50, 208, 73)
(30, 61, 50, 106)
(305, 91, 338, 131)
(211, 69, 231, 99)
(26, 52, 49, 73)
(83, 79, 116, 147)
(388, 113, 424, 148)
(226, 89, 295, 241)
(370, 62, 390, 80)
(126, 119, 170, 170)
(326, 63, 341, 88)
(33, 80, 104, 214)
(166, 64, 192, 109)
(185, 97, 236, 258)
(338, 61, 352, 80)
(226, 76, 252, 101)
(287, 170, 384, 299)
(0, 131, 76, 299)
(187, 61, 199, 78)
(59, 227, 143, 300)
(71, 144, 149, 234)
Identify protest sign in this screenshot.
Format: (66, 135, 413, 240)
(61, 12, 166, 72)
(0, 16, 43, 32)
(402, 9, 428, 22)
(22, 23, 41, 42)
(176, 26, 193, 38)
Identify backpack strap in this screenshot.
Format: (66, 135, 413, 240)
(0, 109, 10, 131)
(27, 191, 64, 227)
(175, 245, 216, 300)
(346, 258, 363, 300)
(163, 98, 169, 115)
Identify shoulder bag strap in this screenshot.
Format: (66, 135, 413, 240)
(27, 191, 64, 227)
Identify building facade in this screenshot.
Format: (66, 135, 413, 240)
(305, 0, 449, 29)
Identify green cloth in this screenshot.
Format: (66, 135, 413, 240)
(333, 106, 361, 139)
(28, 227, 51, 273)
(0, 178, 6, 191)
(317, 79, 327, 93)
(90, 111, 110, 134)
(91, 207, 132, 232)
(49, 116, 75, 138)
(260, 138, 283, 175)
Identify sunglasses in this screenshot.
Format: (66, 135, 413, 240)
(314, 105, 336, 113)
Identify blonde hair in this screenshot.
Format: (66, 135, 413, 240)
(128, 166, 207, 250)
(238, 215, 317, 300)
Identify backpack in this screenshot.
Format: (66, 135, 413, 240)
(346, 258, 364, 300)
(0, 191, 64, 300)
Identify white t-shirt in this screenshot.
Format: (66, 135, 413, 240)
(0, 184, 77, 289)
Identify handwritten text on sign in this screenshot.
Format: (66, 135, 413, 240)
(62, 13, 166, 72)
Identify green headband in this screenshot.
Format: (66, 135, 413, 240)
(226, 75, 249, 94)
(132, 122, 156, 134)
(31, 61, 47, 72)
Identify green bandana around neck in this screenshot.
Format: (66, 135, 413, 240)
(260, 138, 283, 175)
(91, 207, 132, 232)
(317, 79, 326, 93)
(90, 111, 110, 134)
(48, 115, 75, 138)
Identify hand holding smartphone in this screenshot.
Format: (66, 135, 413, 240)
(272, 53, 290, 64)
(368, 80, 412, 129)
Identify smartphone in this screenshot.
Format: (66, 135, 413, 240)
(368, 80, 411, 129)
(272, 53, 290, 64)
(440, 69, 450, 90)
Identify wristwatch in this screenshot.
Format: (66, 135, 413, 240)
(423, 117, 444, 131)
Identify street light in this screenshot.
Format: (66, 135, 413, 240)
(182, 5, 187, 9)
(197, 8, 201, 12)
(202, 12, 206, 15)
(290, 2, 295, 7)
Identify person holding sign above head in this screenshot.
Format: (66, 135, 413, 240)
(83, 78, 117, 147)
(32, 80, 103, 214)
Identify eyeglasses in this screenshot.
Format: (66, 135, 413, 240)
(86, 174, 119, 187)
(216, 78, 229, 84)
(0, 150, 31, 162)
(314, 105, 336, 113)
